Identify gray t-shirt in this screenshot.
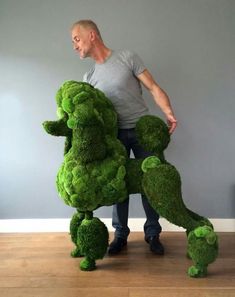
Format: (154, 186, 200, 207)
(83, 49, 149, 129)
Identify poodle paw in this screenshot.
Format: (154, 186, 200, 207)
(188, 265, 207, 278)
(80, 258, 96, 271)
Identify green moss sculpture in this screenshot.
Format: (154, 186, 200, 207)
(43, 80, 218, 277)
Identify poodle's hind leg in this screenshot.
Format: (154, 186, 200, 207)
(185, 208, 215, 260)
(142, 163, 199, 231)
(141, 161, 219, 277)
(77, 213, 109, 271)
(70, 210, 85, 257)
(187, 225, 218, 277)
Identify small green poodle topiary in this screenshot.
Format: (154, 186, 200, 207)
(43, 80, 218, 277)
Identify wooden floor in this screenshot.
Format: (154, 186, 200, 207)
(0, 232, 234, 297)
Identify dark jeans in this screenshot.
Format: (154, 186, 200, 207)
(112, 128, 162, 240)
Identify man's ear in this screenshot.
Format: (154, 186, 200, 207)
(90, 30, 96, 41)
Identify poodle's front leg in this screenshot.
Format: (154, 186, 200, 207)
(77, 212, 109, 271)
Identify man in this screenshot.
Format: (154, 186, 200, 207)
(71, 19, 177, 255)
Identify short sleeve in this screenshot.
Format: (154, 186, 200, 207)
(82, 72, 88, 82)
(129, 51, 146, 76)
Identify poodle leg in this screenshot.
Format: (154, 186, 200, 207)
(187, 225, 218, 277)
(77, 213, 109, 271)
(185, 209, 215, 260)
(142, 162, 219, 277)
(142, 164, 199, 230)
(70, 210, 85, 257)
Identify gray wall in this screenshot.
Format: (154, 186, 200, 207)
(0, 0, 234, 219)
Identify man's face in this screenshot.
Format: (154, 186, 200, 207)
(71, 25, 92, 59)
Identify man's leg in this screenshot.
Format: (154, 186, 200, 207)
(130, 129, 164, 254)
(112, 198, 130, 239)
(141, 195, 162, 238)
(108, 129, 131, 255)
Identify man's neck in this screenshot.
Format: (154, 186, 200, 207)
(90, 43, 112, 64)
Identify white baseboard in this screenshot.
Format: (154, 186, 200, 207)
(0, 218, 234, 233)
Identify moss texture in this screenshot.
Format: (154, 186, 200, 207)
(43, 80, 218, 277)
(77, 216, 109, 270)
(44, 81, 128, 211)
(69, 211, 85, 257)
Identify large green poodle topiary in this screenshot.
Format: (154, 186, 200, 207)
(43, 80, 218, 277)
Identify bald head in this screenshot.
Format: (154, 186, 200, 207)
(71, 19, 103, 41)
(71, 19, 111, 63)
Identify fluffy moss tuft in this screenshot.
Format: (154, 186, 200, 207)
(187, 226, 218, 266)
(77, 217, 109, 260)
(135, 115, 170, 155)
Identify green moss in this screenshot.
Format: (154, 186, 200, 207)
(135, 115, 170, 156)
(43, 80, 219, 276)
(80, 258, 96, 271)
(77, 217, 109, 261)
(70, 212, 83, 244)
(42, 119, 71, 137)
(188, 265, 208, 278)
(187, 226, 218, 277)
(141, 156, 161, 173)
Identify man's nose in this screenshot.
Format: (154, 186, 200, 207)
(73, 43, 79, 51)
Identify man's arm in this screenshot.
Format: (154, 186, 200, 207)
(137, 69, 177, 134)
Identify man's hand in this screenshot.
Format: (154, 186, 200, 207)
(166, 114, 177, 134)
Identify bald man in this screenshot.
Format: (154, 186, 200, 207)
(71, 19, 177, 255)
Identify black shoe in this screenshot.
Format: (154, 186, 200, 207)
(108, 237, 127, 255)
(145, 236, 164, 255)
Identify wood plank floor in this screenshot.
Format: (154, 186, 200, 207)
(0, 232, 234, 297)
